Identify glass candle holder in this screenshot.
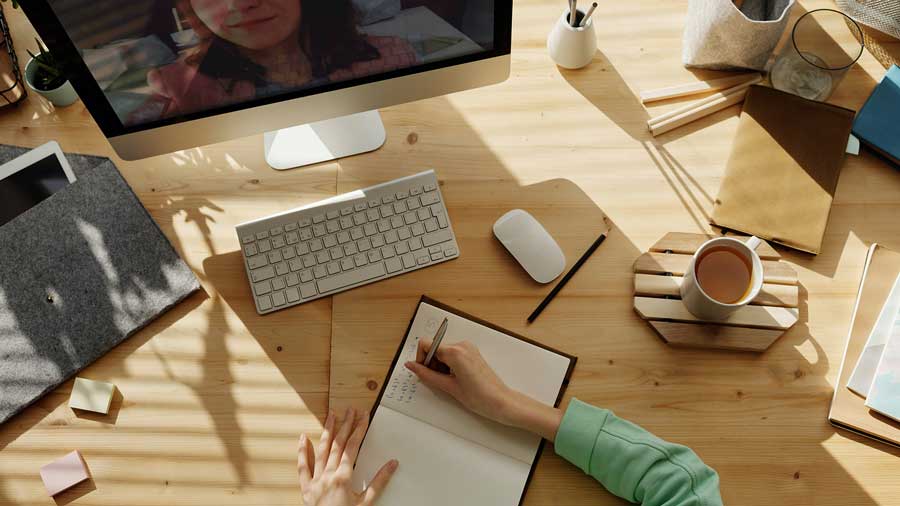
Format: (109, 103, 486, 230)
(770, 8, 864, 101)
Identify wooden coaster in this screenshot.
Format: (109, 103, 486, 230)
(633, 232, 800, 352)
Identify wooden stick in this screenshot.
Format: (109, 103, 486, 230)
(648, 74, 762, 127)
(640, 72, 760, 104)
(648, 87, 750, 137)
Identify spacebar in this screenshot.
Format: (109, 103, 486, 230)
(317, 263, 387, 293)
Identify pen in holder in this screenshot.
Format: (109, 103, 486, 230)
(547, 8, 598, 69)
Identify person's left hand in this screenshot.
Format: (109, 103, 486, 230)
(298, 408, 398, 506)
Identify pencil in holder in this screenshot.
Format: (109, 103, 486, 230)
(547, 9, 598, 70)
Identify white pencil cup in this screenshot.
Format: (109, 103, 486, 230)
(547, 9, 598, 69)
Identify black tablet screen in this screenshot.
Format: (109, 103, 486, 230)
(0, 154, 71, 226)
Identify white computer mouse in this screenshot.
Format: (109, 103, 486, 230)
(493, 210, 566, 284)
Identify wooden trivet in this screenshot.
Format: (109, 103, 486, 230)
(633, 232, 800, 352)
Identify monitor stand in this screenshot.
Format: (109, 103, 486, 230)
(263, 110, 386, 170)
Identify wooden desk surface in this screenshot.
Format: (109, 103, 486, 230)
(1, 1, 899, 505)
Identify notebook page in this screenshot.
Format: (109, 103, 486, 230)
(847, 274, 900, 396)
(380, 301, 571, 464)
(353, 405, 531, 506)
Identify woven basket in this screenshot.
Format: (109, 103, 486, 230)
(838, 0, 900, 68)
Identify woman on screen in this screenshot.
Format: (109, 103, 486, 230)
(133, 0, 418, 123)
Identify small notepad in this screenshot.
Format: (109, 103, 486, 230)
(40, 450, 90, 496)
(866, 310, 900, 423)
(352, 297, 575, 506)
(69, 377, 115, 414)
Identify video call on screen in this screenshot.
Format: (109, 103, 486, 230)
(47, 0, 497, 127)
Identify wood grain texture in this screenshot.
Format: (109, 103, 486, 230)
(649, 231, 782, 260)
(634, 297, 799, 329)
(639, 73, 760, 103)
(649, 321, 784, 351)
(2, 1, 900, 506)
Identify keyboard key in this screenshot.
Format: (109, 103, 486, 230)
(366, 209, 379, 221)
(372, 235, 385, 248)
(324, 235, 337, 248)
(385, 230, 399, 243)
(354, 203, 366, 212)
(313, 224, 327, 237)
(407, 197, 421, 210)
(409, 237, 423, 251)
(390, 216, 404, 228)
(270, 226, 284, 236)
(340, 217, 353, 229)
(286, 273, 300, 286)
(422, 230, 453, 247)
(357, 238, 372, 252)
(397, 190, 409, 200)
(272, 291, 287, 307)
(395, 242, 410, 255)
(299, 218, 312, 227)
(272, 278, 286, 290)
(272, 236, 286, 248)
(286, 287, 301, 303)
(368, 199, 380, 208)
(354, 253, 368, 267)
(411, 223, 425, 236)
(398, 227, 411, 240)
(341, 206, 353, 216)
(429, 246, 442, 254)
(310, 239, 324, 251)
(316, 251, 330, 264)
(368, 250, 382, 262)
(364, 223, 377, 236)
(401, 253, 415, 268)
(242, 235, 255, 244)
(285, 223, 298, 232)
(300, 270, 314, 283)
(313, 214, 325, 224)
(424, 182, 437, 192)
(314, 265, 327, 279)
(257, 295, 272, 311)
(275, 262, 289, 276)
(258, 240, 272, 253)
(344, 242, 359, 256)
(337, 231, 351, 244)
(430, 203, 444, 216)
(326, 210, 339, 220)
(420, 192, 439, 206)
(268, 250, 282, 263)
(330, 247, 344, 260)
(256, 231, 269, 240)
(431, 251, 444, 261)
(251, 266, 275, 282)
(350, 228, 364, 240)
(424, 218, 438, 233)
(289, 258, 303, 271)
(443, 246, 458, 257)
(300, 228, 313, 241)
(377, 220, 391, 233)
(300, 283, 317, 298)
(381, 246, 396, 258)
(286, 231, 300, 244)
(437, 213, 449, 228)
(383, 194, 395, 204)
(417, 208, 430, 221)
(303, 255, 316, 268)
(326, 221, 340, 234)
(248, 255, 268, 269)
(244, 244, 258, 256)
(410, 186, 423, 196)
(282, 247, 296, 260)
(341, 257, 354, 271)
(403, 212, 417, 225)
(353, 213, 367, 226)
(380, 206, 394, 218)
(296, 243, 310, 255)
(394, 201, 407, 214)
(254, 281, 272, 295)
(417, 254, 429, 265)
(386, 257, 403, 273)
(327, 262, 340, 275)
(317, 262, 386, 293)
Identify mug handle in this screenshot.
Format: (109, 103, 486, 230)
(745, 236, 762, 250)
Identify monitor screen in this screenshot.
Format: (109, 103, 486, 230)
(43, 0, 499, 130)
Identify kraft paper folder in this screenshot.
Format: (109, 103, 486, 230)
(829, 244, 900, 448)
(353, 296, 576, 506)
(711, 85, 855, 254)
(0, 145, 200, 424)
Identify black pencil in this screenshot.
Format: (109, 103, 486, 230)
(527, 231, 607, 323)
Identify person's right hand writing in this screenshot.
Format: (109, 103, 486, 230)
(404, 339, 564, 441)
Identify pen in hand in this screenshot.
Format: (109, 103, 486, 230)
(423, 318, 449, 368)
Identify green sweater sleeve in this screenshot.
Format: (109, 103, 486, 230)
(554, 398, 723, 506)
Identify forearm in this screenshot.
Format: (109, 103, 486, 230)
(499, 389, 563, 442)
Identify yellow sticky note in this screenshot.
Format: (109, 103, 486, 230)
(69, 378, 115, 414)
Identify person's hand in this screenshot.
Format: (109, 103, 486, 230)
(298, 408, 398, 506)
(404, 339, 563, 441)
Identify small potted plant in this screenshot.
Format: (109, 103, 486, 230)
(24, 38, 77, 106)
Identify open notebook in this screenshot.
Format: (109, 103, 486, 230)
(352, 297, 576, 506)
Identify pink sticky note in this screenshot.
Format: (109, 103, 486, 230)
(40, 450, 90, 496)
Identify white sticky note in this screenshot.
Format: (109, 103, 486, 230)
(847, 134, 860, 155)
(69, 377, 115, 414)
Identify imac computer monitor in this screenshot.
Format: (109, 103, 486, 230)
(21, 1, 512, 169)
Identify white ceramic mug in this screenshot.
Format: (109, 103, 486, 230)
(547, 9, 598, 69)
(680, 236, 764, 321)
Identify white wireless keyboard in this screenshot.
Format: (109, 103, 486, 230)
(236, 170, 460, 314)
